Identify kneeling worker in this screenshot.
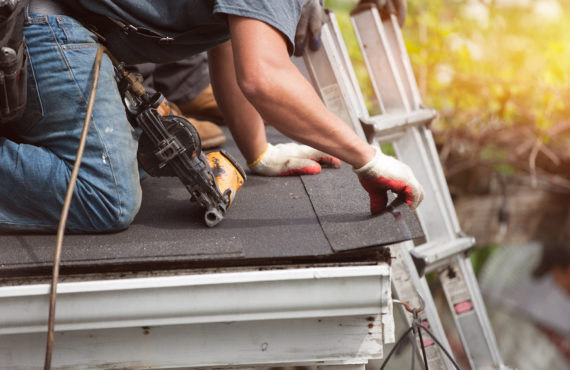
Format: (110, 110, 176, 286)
(0, 0, 423, 232)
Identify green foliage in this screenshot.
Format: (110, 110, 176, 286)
(470, 245, 499, 277)
(328, 0, 570, 175)
(401, 0, 570, 137)
(326, 0, 357, 12)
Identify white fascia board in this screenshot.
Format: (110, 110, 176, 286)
(0, 265, 391, 335)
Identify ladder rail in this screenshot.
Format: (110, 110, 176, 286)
(302, 24, 367, 140)
(350, 6, 506, 369)
(380, 13, 464, 234)
(392, 241, 457, 370)
(393, 127, 457, 241)
(456, 256, 504, 363)
(301, 10, 456, 370)
(349, 9, 410, 114)
(385, 14, 424, 110)
(421, 127, 464, 234)
(301, 6, 511, 369)
(326, 10, 370, 121)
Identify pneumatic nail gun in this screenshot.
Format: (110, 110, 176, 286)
(114, 62, 246, 227)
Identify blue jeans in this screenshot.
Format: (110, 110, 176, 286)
(0, 12, 142, 233)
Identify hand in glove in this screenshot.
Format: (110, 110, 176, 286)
(354, 147, 423, 214)
(248, 143, 341, 176)
(294, 0, 326, 56)
(359, 0, 407, 27)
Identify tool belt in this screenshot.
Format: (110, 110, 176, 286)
(83, 16, 228, 65)
(30, 0, 228, 65)
(0, 0, 29, 125)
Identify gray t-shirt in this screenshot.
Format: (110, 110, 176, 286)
(65, 0, 302, 63)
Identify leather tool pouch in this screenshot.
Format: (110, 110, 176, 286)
(0, 0, 29, 125)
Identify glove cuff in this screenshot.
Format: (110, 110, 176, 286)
(247, 143, 272, 168)
(353, 146, 381, 175)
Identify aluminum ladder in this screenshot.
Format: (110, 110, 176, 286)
(299, 5, 509, 369)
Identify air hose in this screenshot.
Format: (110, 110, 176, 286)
(43, 45, 106, 370)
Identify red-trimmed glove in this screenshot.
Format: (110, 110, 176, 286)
(354, 147, 423, 214)
(248, 143, 341, 176)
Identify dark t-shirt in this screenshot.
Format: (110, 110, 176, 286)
(64, 0, 302, 63)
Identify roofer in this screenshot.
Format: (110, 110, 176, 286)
(0, 0, 422, 233)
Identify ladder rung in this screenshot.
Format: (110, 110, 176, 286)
(360, 108, 436, 138)
(410, 237, 475, 276)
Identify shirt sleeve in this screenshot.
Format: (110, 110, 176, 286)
(213, 0, 302, 56)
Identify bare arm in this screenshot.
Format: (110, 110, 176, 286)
(217, 15, 375, 169)
(207, 41, 268, 164)
(208, 15, 424, 212)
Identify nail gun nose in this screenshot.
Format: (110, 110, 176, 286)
(204, 207, 224, 227)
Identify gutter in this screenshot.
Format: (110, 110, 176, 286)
(0, 264, 391, 335)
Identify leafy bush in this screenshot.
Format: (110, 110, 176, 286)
(328, 0, 570, 192)
(404, 0, 570, 134)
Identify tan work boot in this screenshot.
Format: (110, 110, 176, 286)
(187, 117, 227, 149)
(178, 85, 225, 125)
(169, 101, 226, 149)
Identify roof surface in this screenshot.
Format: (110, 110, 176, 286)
(0, 127, 423, 278)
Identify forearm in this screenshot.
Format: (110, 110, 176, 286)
(246, 62, 373, 168)
(207, 41, 267, 164)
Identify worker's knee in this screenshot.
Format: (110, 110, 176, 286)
(72, 178, 142, 233)
(105, 181, 142, 232)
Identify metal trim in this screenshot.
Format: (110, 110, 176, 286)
(0, 265, 390, 335)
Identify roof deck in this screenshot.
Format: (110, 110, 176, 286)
(0, 127, 422, 281)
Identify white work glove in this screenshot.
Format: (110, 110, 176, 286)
(294, 0, 326, 56)
(248, 143, 341, 176)
(354, 147, 423, 214)
(359, 0, 407, 27)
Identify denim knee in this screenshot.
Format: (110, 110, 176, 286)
(97, 180, 142, 233)
(68, 173, 142, 233)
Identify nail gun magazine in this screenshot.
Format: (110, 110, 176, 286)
(114, 62, 246, 227)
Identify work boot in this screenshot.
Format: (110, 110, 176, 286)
(177, 85, 225, 125)
(169, 101, 226, 149)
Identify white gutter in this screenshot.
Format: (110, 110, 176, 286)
(0, 265, 391, 335)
